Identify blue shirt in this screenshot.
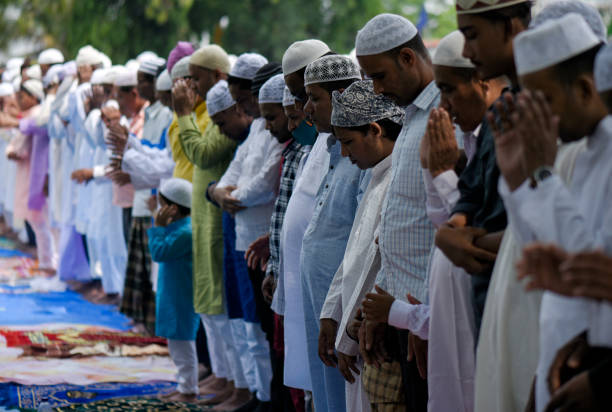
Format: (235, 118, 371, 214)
(300, 138, 371, 317)
(148, 217, 200, 340)
(376, 81, 440, 303)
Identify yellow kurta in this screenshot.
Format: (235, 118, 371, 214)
(177, 101, 237, 315)
(169, 114, 194, 182)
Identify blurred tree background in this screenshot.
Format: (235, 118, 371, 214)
(0, 0, 608, 63)
(0, 0, 458, 62)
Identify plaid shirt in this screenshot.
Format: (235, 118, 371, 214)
(266, 140, 310, 279)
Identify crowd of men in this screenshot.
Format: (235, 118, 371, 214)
(0, 0, 611, 411)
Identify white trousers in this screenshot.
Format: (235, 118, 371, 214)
(229, 318, 273, 402)
(168, 339, 199, 395)
(200, 313, 248, 388)
(346, 359, 371, 412)
(29, 213, 57, 270)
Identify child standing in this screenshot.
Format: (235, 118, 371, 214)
(148, 178, 200, 402)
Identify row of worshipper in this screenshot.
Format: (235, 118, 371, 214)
(0, 0, 612, 411)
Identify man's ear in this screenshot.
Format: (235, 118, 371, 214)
(370, 121, 383, 139)
(574, 74, 597, 105)
(398, 47, 416, 68)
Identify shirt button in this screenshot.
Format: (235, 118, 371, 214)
(330, 165, 334, 170)
(319, 202, 323, 206)
(325, 184, 329, 189)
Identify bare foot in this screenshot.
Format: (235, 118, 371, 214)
(199, 363, 211, 380)
(199, 376, 229, 393)
(159, 390, 179, 399)
(199, 372, 217, 387)
(211, 388, 252, 411)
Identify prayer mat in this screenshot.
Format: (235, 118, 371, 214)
(0, 354, 177, 385)
(0, 330, 166, 349)
(0, 381, 176, 409)
(53, 398, 204, 411)
(0, 257, 38, 282)
(119, 218, 155, 335)
(0, 238, 31, 258)
(0, 291, 131, 330)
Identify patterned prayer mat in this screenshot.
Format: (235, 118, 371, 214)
(53, 398, 203, 411)
(0, 381, 176, 409)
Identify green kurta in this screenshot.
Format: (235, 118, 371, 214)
(177, 101, 236, 315)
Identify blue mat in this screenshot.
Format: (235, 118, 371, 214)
(0, 249, 30, 258)
(0, 290, 130, 330)
(0, 381, 176, 408)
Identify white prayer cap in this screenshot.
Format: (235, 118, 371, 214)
(103, 99, 119, 110)
(137, 51, 158, 64)
(229, 53, 268, 81)
(531, 0, 607, 43)
(159, 178, 193, 209)
(595, 43, 612, 93)
(259, 74, 285, 104)
(11, 75, 21, 93)
(102, 65, 122, 85)
(156, 69, 172, 92)
(43, 64, 65, 87)
(304, 55, 361, 86)
(282, 86, 296, 107)
(25, 64, 42, 81)
(125, 59, 140, 72)
(6, 57, 23, 71)
(22, 79, 44, 101)
(63, 61, 77, 77)
(38, 48, 64, 65)
(206, 80, 236, 116)
(282, 39, 331, 76)
(433, 31, 475, 69)
(114, 68, 138, 87)
(100, 53, 112, 69)
(138, 56, 166, 77)
(355, 14, 418, 56)
(456, 0, 529, 15)
(171, 56, 191, 80)
(514, 13, 600, 76)
(190, 45, 231, 74)
(76, 45, 103, 66)
(0, 83, 14, 97)
(2, 68, 18, 83)
(90, 68, 108, 85)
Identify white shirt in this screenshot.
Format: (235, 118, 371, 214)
(217, 117, 284, 251)
(499, 115, 612, 412)
(319, 155, 392, 356)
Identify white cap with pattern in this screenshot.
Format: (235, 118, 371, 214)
(514, 13, 600, 76)
(230, 53, 268, 80)
(206, 80, 236, 116)
(355, 14, 418, 56)
(258, 74, 286, 104)
(138, 56, 166, 76)
(282, 39, 331, 76)
(282, 86, 295, 107)
(433, 31, 475, 69)
(531, 0, 607, 43)
(595, 43, 612, 93)
(304, 55, 361, 86)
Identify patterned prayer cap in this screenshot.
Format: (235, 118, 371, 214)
(595, 43, 612, 93)
(531, 0, 607, 43)
(514, 13, 600, 76)
(456, 0, 529, 15)
(355, 14, 418, 56)
(258, 74, 285, 104)
(331, 80, 404, 128)
(206, 80, 236, 116)
(230, 53, 268, 80)
(304, 55, 361, 86)
(282, 86, 296, 107)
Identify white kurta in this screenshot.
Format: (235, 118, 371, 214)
(217, 117, 284, 251)
(320, 155, 392, 412)
(277, 134, 329, 391)
(499, 115, 612, 412)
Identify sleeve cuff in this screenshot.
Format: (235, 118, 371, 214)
(432, 170, 460, 208)
(93, 165, 106, 178)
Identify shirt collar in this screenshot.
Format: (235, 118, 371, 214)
(371, 153, 392, 178)
(411, 81, 440, 112)
(587, 115, 612, 151)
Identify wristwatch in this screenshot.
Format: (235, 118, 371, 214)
(530, 166, 554, 189)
